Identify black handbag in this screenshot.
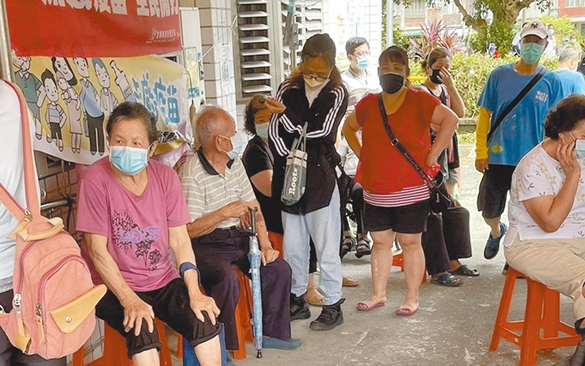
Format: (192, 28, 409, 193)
(376, 93, 452, 214)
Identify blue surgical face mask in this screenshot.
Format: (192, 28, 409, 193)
(255, 122, 270, 141)
(520, 43, 545, 64)
(109, 145, 150, 175)
(222, 132, 246, 160)
(571, 133, 585, 159)
(357, 56, 370, 70)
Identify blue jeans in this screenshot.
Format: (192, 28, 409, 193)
(282, 186, 342, 305)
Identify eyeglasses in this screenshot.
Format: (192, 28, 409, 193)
(302, 67, 332, 82)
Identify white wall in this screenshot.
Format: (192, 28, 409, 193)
(323, 0, 383, 68)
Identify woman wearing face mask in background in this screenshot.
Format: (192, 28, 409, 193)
(544, 23, 558, 58)
(343, 46, 458, 316)
(419, 47, 479, 283)
(241, 95, 323, 307)
(503, 95, 585, 366)
(268, 33, 349, 331)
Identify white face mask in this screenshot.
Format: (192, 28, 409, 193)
(303, 66, 333, 90)
(304, 75, 328, 90)
(221, 132, 246, 160)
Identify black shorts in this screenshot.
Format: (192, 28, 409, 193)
(96, 278, 222, 359)
(364, 200, 430, 234)
(477, 165, 516, 219)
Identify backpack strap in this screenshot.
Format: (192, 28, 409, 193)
(0, 185, 27, 222)
(1, 80, 40, 216)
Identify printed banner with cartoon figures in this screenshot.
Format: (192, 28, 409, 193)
(6, 0, 181, 57)
(12, 54, 191, 165)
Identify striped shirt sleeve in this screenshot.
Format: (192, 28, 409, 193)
(270, 81, 293, 157)
(178, 159, 205, 222)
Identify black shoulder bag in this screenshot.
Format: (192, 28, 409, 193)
(376, 93, 451, 214)
(486, 67, 546, 143)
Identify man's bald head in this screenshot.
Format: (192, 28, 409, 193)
(194, 106, 235, 146)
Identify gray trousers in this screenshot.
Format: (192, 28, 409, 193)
(282, 186, 343, 305)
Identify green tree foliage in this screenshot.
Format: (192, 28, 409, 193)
(450, 0, 553, 54)
(382, 0, 408, 49)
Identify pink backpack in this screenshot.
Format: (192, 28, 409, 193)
(0, 80, 106, 359)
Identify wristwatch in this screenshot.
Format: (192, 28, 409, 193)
(179, 262, 200, 281)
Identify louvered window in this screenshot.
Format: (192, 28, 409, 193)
(235, 0, 274, 99)
(280, 1, 324, 77)
(233, 0, 325, 103)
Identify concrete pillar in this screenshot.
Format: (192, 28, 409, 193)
(195, 0, 237, 123)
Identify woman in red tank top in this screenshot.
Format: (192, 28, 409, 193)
(343, 46, 459, 316)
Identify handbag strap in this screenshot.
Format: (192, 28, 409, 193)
(290, 122, 308, 153)
(486, 67, 546, 143)
(376, 93, 435, 189)
(0, 80, 39, 217)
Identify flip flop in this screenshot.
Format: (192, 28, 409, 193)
(395, 307, 418, 316)
(356, 300, 385, 311)
(449, 264, 480, 277)
(430, 273, 463, 287)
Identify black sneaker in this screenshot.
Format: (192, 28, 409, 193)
(290, 293, 310, 320)
(484, 222, 507, 260)
(309, 298, 345, 331)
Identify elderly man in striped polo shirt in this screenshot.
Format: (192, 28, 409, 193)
(176, 106, 301, 353)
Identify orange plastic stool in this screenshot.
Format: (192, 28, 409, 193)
(231, 267, 255, 360)
(489, 266, 581, 366)
(268, 231, 284, 259)
(71, 318, 175, 366)
(392, 251, 427, 283)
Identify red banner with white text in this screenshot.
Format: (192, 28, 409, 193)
(6, 0, 182, 57)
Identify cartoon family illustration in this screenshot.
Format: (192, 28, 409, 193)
(12, 53, 136, 156)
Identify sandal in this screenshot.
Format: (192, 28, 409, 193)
(395, 307, 418, 316)
(449, 264, 480, 277)
(341, 235, 356, 259)
(305, 286, 324, 306)
(342, 276, 360, 287)
(430, 273, 462, 287)
(356, 300, 385, 311)
(355, 237, 372, 258)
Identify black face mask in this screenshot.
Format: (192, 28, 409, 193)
(379, 72, 404, 94)
(430, 69, 443, 84)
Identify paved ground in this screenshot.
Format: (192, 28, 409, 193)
(172, 144, 577, 366)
